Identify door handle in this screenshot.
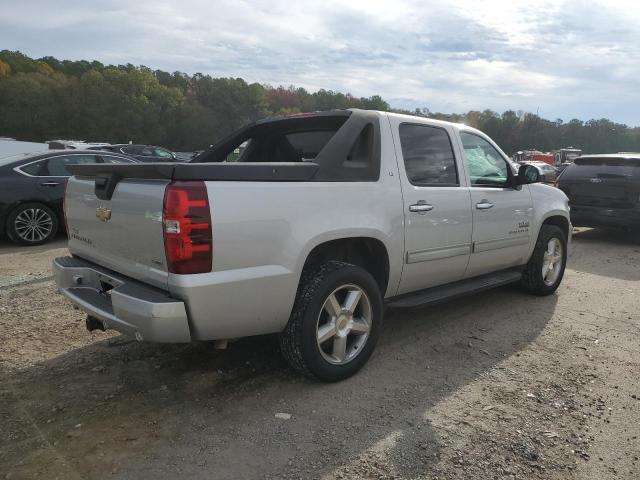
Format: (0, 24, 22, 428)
(409, 203, 434, 212)
(476, 200, 494, 210)
(40, 182, 61, 187)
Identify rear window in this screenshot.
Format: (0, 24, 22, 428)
(285, 131, 336, 161)
(575, 157, 640, 167)
(560, 160, 640, 182)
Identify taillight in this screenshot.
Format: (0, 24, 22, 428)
(162, 181, 212, 274)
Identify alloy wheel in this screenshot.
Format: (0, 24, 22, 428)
(14, 208, 54, 242)
(316, 284, 372, 365)
(542, 237, 563, 286)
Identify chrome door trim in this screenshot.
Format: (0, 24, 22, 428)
(473, 235, 529, 253)
(406, 243, 472, 264)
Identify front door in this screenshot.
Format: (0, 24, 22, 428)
(458, 131, 533, 278)
(391, 119, 473, 295)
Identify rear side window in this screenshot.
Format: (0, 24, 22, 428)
(19, 160, 46, 176)
(399, 124, 458, 186)
(45, 155, 98, 176)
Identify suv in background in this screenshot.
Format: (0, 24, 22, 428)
(557, 154, 640, 232)
(90, 144, 179, 162)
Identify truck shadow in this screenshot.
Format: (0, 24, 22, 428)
(569, 228, 640, 281)
(2, 287, 557, 479)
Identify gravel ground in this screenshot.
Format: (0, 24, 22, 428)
(0, 229, 639, 479)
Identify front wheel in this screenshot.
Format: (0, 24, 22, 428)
(520, 224, 567, 295)
(279, 261, 383, 382)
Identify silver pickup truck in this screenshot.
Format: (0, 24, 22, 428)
(54, 109, 571, 381)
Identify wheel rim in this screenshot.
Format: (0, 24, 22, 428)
(316, 284, 372, 365)
(542, 237, 563, 286)
(14, 208, 53, 242)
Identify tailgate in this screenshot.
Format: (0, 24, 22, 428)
(63, 160, 319, 289)
(65, 176, 170, 289)
(562, 164, 639, 209)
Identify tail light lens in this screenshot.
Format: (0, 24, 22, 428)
(163, 181, 212, 274)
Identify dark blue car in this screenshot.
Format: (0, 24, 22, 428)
(0, 150, 136, 245)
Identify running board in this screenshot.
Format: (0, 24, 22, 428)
(386, 269, 523, 309)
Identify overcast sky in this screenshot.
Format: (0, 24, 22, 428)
(2, 0, 639, 125)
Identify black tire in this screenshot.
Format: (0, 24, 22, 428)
(520, 224, 567, 295)
(6, 203, 59, 246)
(279, 261, 383, 382)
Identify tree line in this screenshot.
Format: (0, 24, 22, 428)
(1, 50, 639, 154)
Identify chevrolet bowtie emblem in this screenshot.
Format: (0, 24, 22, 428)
(96, 206, 112, 222)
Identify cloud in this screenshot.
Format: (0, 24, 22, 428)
(1, 0, 639, 125)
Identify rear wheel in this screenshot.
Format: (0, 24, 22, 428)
(6, 203, 59, 245)
(279, 261, 383, 382)
(520, 224, 567, 295)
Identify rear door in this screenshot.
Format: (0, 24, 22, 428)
(458, 131, 533, 278)
(35, 154, 100, 209)
(390, 118, 473, 294)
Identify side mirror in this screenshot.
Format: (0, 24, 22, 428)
(517, 164, 541, 185)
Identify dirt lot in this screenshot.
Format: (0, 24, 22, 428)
(1, 229, 639, 480)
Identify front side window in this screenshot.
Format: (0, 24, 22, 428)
(399, 123, 458, 186)
(45, 155, 98, 176)
(461, 132, 509, 187)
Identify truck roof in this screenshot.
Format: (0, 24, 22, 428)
(261, 109, 481, 135)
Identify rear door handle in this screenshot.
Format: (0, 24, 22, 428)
(40, 182, 61, 187)
(476, 200, 494, 210)
(409, 203, 434, 213)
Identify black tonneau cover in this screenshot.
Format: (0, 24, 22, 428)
(67, 162, 320, 182)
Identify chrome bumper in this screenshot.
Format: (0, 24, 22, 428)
(53, 256, 191, 342)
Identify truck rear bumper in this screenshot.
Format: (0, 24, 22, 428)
(53, 256, 191, 343)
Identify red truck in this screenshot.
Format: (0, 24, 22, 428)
(530, 153, 555, 166)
